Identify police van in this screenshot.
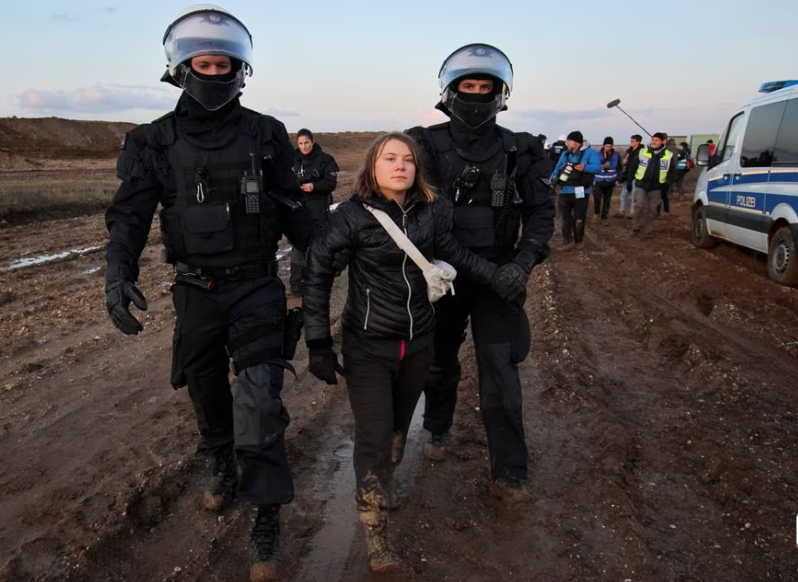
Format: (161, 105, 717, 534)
(691, 79, 798, 287)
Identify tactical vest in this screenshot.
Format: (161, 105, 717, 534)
(138, 109, 284, 267)
(635, 147, 674, 184)
(418, 123, 522, 250)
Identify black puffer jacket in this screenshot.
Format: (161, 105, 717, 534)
(304, 190, 497, 343)
(292, 143, 339, 198)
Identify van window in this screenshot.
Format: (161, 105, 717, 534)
(774, 98, 798, 166)
(718, 112, 746, 164)
(740, 101, 785, 167)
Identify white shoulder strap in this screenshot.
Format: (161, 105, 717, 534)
(364, 205, 435, 273)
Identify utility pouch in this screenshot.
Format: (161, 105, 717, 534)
(282, 307, 304, 360)
(181, 203, 234, 255)
(453, 206, 497, 248)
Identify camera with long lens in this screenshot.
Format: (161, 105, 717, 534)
(558, 163, 575, 182)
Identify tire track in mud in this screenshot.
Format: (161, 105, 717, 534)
(523, 222, 798, 581)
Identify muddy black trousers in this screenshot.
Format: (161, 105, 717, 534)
(171, 275, 294, 505)
(423, 278, 531, 484)
(342, 333, 434, 509)
(559, 194, 589, 243)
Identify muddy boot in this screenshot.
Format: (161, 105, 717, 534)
(249, 504, 280, 582)
(203, 445, 237, 512)
(489, 478, 532, 505)
(359, 510, 401, 573)
(422, 432, 447, 462)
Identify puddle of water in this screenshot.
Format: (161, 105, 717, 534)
(4, 245, 103, 271)
(295, 395, 426, 582)
(276, 246, 292, 261)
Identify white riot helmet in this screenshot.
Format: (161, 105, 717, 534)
(162, 4, 253, 111)
(438, 43, 514, 129)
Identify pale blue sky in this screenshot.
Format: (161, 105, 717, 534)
(2, 0, 798, 143)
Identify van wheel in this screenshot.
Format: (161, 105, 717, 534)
(767, 227, 798, 286)
(691, 206, 717, 249)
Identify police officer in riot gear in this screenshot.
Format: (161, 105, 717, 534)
(104, 6, 313, 581)
(406, 43, 554, 502)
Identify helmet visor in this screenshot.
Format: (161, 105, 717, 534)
(164, 10, 252, 72)
(439, 44, 513, 95)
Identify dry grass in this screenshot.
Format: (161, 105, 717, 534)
(0, 170, 119, 223)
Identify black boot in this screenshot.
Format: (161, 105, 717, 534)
(203, 445, 237, 512)
(249, 504, 280, 582)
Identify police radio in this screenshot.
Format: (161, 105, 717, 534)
(490, 173, 508, 208)
(241, 153, 261, 215)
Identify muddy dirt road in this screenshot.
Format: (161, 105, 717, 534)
(2, 192, 798, 582)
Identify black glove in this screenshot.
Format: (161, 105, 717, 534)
(512, 249, 538, 275)
(105, 264, 148, 335)
(306, 337, 345, 385)
(491, 263, 528, 305)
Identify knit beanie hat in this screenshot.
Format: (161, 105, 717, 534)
(603, 136, 614, 145)
(567, 131, 583, 143)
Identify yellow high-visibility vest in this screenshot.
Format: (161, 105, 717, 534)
(635, 147, 674, 184)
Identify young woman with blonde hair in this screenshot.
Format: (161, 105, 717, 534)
(302, 132, 524, 572)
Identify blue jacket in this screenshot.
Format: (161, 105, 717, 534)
(549, 145, 603, 194)
(594, 149, 622, 182)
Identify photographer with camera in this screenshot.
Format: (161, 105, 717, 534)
(290, 128, 339, 295)
(549, 131, 602, 250)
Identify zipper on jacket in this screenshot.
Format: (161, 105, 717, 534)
(364, 287, 372, 330)
(400, 210, 414, 341)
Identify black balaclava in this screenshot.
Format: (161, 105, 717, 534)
(168, 58, 244, 148)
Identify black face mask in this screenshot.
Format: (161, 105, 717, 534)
(172, 62, 245, 111)
(447, 93, 502, 129)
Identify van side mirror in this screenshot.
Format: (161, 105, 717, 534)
(695, 143, 711, 167)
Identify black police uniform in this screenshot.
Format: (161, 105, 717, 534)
(105, 93, 314, 505)
(406, 116, 554, 485)
(290, 142, 339, 292)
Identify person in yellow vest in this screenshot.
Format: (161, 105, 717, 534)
(626, 132, 675, 238)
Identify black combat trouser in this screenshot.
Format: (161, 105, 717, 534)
(342, 334, 434, 510)
(592, 181, 615, 219)
(560, 194, 590, 243)
(423, 278, 531, 484)
(171, 274, 294, 505)
(290, 196, 329, 292)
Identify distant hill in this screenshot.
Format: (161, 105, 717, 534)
(0, 116, 381, 172)
(0, 117, 135, 164)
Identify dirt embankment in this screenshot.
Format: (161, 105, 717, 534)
(0, 116, 378, 173)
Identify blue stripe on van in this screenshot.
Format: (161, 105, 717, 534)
(706, 170, 798, 214)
